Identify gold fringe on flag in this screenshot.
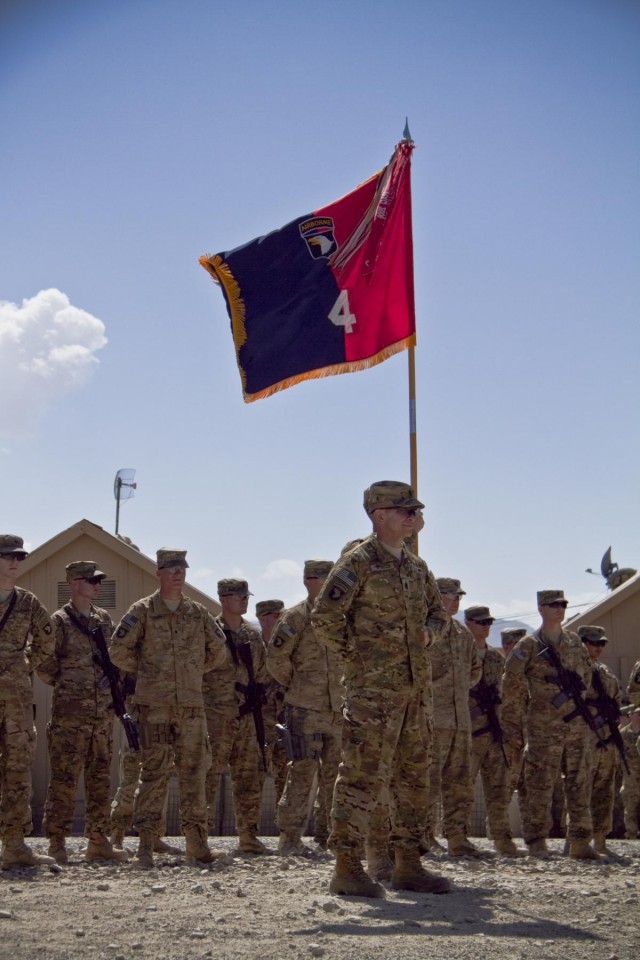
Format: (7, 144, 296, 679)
(243, 334, 416, 403)
(198, 254, 249, 392)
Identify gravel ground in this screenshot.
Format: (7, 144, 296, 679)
(0, 837, 639, 960)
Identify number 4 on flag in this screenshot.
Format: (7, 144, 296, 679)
(328, 290, 356, 333)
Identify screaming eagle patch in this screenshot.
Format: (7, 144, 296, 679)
(299, 217, 338, 259)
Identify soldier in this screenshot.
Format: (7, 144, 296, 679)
(266, 560, 342, 856)
(256, 600, 288, 808)
(424, 578, 482, 857)
(500, 628, 528, 798)
(38, 561, 128, 864)
(0, 534, 55, 868)
(501, 590, 597, 859)
(578, 625, 622, 855)
(620, 709, 640, 838)
(311, 481, 451, 898)
(204, 579, 269, 854)
(109, 548, 227, 868)
(465, 605, 520, 856)
(500, 627, 527, 659)
(627, 660, 640, 708)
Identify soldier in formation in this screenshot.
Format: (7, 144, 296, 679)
(109, 548, 227, 868)
(424, 577, 482, 857)
(466, 604, 519, 855)
(578, 625, 622, 855)
(38, 561, 128, 864)
(311, 481, 451, 898)
(620, 709, 640, 838)
(256, 599, 288, 808)
(0, 534, 55, 868)
(501, 590, 597, 859)
(204, 579, 268, 854)
(267, 560, 342, 856)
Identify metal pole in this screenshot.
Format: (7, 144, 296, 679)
(115, 477, 122, 535)
(408, 344, 419, 554)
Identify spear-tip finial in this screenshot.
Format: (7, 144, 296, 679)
(402, 117, 413, 143)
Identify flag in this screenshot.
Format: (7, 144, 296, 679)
(199, 140, 415, 403)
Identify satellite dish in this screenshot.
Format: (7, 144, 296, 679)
(600, 546, 615, 580)
(114, 469, 137, 535)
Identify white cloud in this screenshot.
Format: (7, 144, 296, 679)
(0, 288, 107, 439)
(260, 559, 303, 581)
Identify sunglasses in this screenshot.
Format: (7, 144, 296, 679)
(474, 619, 494, 626)
(543, 601, 568, 609)
(585, 639, 607, 648)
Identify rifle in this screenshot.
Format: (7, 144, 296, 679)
(538, 640, 607, 749)
(588, 667, 630, 774)
(63, 605, 139, 751)
(233, 636, 268, 772)
(470, 675, 510, 767)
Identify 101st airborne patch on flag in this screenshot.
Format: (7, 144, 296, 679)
(199, 140, 415, 402)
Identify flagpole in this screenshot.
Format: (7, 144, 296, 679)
(401, 120, 419, 552)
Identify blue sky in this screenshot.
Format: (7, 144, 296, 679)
(2, 0, 638, 625)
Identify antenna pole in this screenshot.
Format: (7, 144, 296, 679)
(115, 476, 122, 535)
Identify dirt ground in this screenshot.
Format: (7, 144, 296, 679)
(0, 837, 638, 960)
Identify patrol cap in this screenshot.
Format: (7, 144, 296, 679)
(363, 480, 424, 517)
(465, 605, 494, 624)
(0, 534, 28, 559)
(66, 560, 107, 582)
(156, 548, 189, 570)
(303, 559, 334, 579)
(501, 627, 527, 644)
(436, 577, 466, 596)
(578, 625, 607, 643)
(537, 589, 566, 606)
(218, 578, 252, 597)
(255, 599, 284, 617)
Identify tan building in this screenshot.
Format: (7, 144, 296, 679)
(17, 519, 222, 833)
(566, 572, 640, 694)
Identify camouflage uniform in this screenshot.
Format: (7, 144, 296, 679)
(267, 585, 344, 846)
(501, 624, 594, 845)
(311, 533, 445, 853)
(0, 585, 53, 838)
(620, 718, 640, 838)
(500, 628, 528, 796)
(203, 610, 268, 840)
(109, 580, 226, 841)
(584, 658, 621, 840)
(256, 600, 288, 808)
(469, 645, 512, 842)
(627, 660, 640, 708)
(427, 610, 481, 844)
(38, 600, 115, 839)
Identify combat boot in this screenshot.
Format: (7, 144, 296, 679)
(447, 836, 483, 858)
(86, 835, 129, 862)
(494, 837, 521, 857)
(390, 846, 451, 894)
(134, 831, 155, 869)
(278, 831, 310, 856)
(527, 838, 551, 859)
(184, 824, 224, 863)
(47, 835, 69, 864)
(419, 832, 446, 855)
(593, 834, 611, 856)
(329, 849, 386, 898)
(238, 829, 268, 854)
(365, 842, 394, 882)
(568, 840, 599, 860)
(154, 837, 182, 855)
(111, 827, 125, 850)
(1, 832, 55, 868)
